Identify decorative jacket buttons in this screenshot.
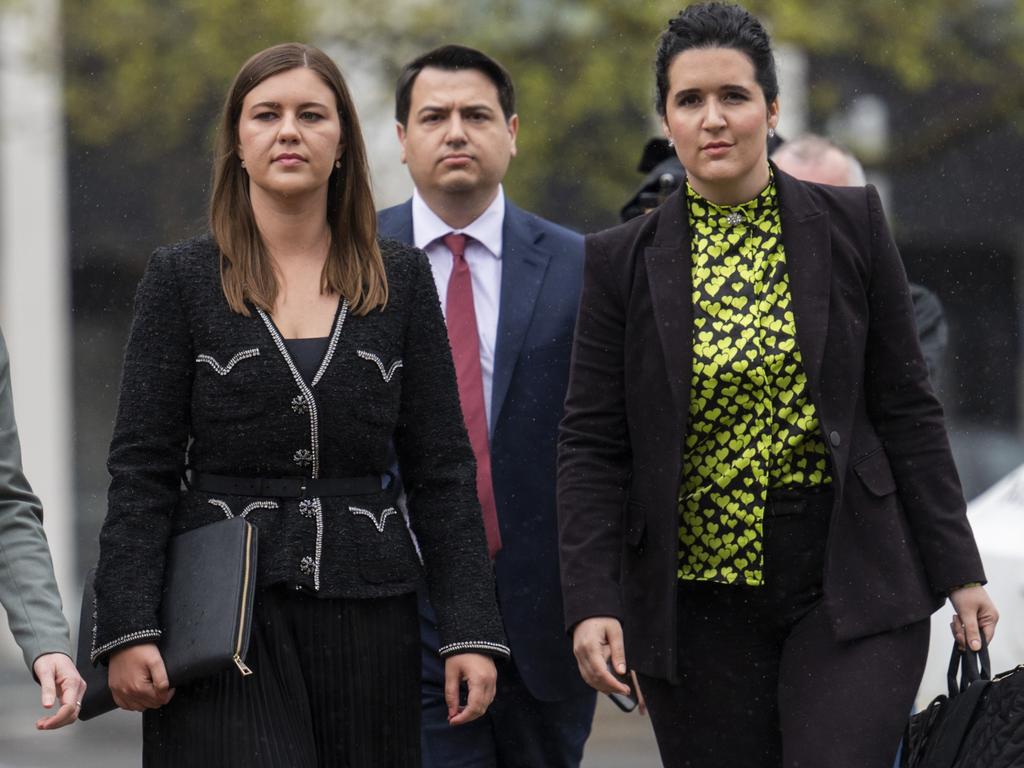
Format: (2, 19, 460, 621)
(291, 395, 308, 414)
(299, 556, 315, 576)
(829, 430, 841, 447)
(293, 449, 313, 467)
(298, 498, 315, 518)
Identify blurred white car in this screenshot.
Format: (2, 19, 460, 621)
(917, 465, 1024, 705)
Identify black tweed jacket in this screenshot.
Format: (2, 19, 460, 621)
(92, 235, 508, 663)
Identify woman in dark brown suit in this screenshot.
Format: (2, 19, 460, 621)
(557, 4, 998, 766)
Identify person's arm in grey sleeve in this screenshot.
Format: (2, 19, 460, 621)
(0, 328, 86, 728)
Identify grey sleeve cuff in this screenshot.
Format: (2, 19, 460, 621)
(0, 509, 72, 675)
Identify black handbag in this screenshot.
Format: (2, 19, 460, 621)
(902, 639, 1024, 768)
(75, 516, 258, 720)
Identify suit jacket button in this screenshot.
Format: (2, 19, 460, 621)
(829, 431, 841, 447)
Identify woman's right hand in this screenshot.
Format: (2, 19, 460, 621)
(949, 584, 999, 652)
(572, 616, 631, 696)
(108, 643, 175, 711)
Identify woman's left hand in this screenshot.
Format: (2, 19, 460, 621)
(443, 652, 497, 726)
(948, 584, 999, 651)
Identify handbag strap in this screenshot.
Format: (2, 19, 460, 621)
(946, 636, 992, 698)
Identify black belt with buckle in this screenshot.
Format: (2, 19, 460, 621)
(188, 471, 391, 498)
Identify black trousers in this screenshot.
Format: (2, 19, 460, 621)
(419, 593, 596, 768)
(143, 586, 420, 767)
(639, 489, 930, 768)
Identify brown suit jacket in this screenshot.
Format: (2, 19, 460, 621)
(557, 167, 984, 682)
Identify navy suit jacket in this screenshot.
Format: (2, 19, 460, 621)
(379, 198, 589, 701)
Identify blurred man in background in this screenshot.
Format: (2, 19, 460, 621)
(379, 44, 596, 768)
(771, 134, 948, 378)
(771, 133, 864, 186)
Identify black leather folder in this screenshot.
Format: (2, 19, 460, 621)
(76, 516, 258, 720)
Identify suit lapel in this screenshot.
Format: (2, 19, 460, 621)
(378, 200, 414, 243)
(775, 168, 831, 392)
(644, 188, 693, 432)
(491, 203, 550, 430)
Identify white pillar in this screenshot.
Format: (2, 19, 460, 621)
(0, 0, 74, 642)
(775, 43, 808, 140)
(321, 40, 413, 209)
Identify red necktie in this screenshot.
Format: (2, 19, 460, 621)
(443, 232, 501, 558)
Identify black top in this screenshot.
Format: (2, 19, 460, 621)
(93, 235, 509, 664)
(284, 337, 329, 386)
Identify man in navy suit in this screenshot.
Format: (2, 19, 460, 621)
(379, 44, 596, 768)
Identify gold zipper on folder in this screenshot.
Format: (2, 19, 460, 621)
(233, 524, 255, 677)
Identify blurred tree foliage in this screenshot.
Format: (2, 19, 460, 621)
(63, 0, 308, 255)
(65, 0, 308, 149)
(63, 0, 1024, 231)
(314, 0, 667, 228)
(314, 0, 1024, 227)
(745, 0, 1024, 172)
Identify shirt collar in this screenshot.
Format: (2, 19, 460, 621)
(685, 172, 777, 230)
(411, 186, 505, 259)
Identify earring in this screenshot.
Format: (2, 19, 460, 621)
(667, 138, 675, 148)
(335, 160, 341, 168)
(240, 159, 246, 168)
(768, 127, 776, 138)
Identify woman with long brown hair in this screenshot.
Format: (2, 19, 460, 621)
(91, 43, 507, 766)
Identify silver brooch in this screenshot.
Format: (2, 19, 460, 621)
(726, 212, 745, 226)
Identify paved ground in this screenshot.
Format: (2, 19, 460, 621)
(0, 654, 660, 767)
(583, 695, 662, 767)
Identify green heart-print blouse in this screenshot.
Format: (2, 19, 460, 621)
(678, 176, 831, 586)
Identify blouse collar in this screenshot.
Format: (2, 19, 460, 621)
(685, 172, 778, 230)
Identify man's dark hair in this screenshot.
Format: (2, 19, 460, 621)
(654, 2, 778, 116)
(395, 44, 516, 126)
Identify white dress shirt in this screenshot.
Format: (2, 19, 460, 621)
(412, 186, 504, 431)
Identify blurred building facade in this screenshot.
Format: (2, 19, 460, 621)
(0, 0, 74, 662)
(811, 53, 1024, 494)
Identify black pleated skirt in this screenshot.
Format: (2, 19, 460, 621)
(142, 586, 420, 767)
